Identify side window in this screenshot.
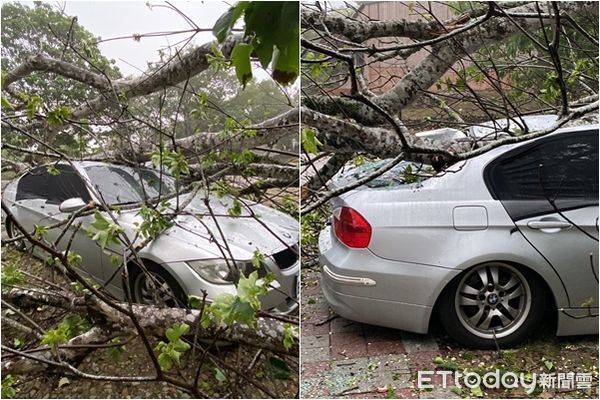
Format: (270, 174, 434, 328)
(485, 130, 598, 220)
(16, 164, 91, 205)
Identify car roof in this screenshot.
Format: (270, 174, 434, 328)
(416, 114, 598, 142)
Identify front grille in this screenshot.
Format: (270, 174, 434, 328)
(272, 244, 299, 270)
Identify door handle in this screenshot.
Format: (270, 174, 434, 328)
(527, 220, 572, 230)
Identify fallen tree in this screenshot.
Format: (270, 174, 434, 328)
(300, 1, 599, 208)
(1, 2, 299, 398)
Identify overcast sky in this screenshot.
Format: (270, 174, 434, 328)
(60, 1, 231, 77)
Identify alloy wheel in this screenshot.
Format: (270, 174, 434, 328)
(133, 271, 178, 307)
(454, 262, 532, 339)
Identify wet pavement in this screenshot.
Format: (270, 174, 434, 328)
(300, 269, 459, 399)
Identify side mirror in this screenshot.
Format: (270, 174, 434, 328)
(59, 198, 87, 213)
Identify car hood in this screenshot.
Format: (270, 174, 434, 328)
(115, 192, 298, 262)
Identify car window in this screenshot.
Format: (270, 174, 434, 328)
(84, 165, 175, 205)
(16, 164, 92, 204)
(485, 129, 598, 220)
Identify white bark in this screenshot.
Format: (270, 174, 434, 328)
(303, 1, 598, 125)
(6, 287, 298, 367)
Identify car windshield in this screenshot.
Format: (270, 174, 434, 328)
(84, 165, 176, 205)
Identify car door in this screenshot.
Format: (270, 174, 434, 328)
(485, 129, 599, 308)
(15, 164, 104, 283)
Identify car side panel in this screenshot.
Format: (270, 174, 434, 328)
(556, 307, 599, 336)
(515, 205, 599, 308)
(346, 194, 570, 309)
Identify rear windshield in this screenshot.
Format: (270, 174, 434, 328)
(332, 160, 434, 189)
(84, 165, 175, 205)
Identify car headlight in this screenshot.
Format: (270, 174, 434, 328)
(187, 259, 252, 284)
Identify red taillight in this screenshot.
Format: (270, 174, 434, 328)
(333, 207, 372, 248)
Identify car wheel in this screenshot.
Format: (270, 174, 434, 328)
(439, 262, 545, 349)
(129, 262, 186, 308)
(5, 217, 27, 251)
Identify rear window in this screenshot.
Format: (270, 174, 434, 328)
(485, 129, 598, 220)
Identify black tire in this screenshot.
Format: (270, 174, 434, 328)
(5, 217, 27, 251)
(127, 261, 186, 308)
(438, 262, 546, 349)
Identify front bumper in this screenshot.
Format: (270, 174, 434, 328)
(163, 258, 299, 314)
(318, 226, 459, 334)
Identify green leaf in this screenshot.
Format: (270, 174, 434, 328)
(1, 375, 17, 398)
(91, 210, 109, 230)
(111, 254, 121, 266)
(136, 204, 173, 240)
(212, 2, 248, 42)
(47, 106, 70, 125)
(188, 295, 203, 309)
(353, 155, 365, 166)
(450, 386, 463, 396)
(157, 352, 173, 371)
(470, 386, 484, 397)
(25, 95, 43, 120)
(580, 297, 594, 307)
(108, 338, 126, 362)
(1, 96, 13, 110)
(89, 210, 123, 249)
(207, 44, 228, 72)
(231, 43, 253, 88)
(166, 323, 190, 342)
(210, 293, 256, 327)
(237, 270, 268, 311)
(33, 224, 48, 238)
(172, 339, 191, 353)
(385, 385, 397, 399)
(252, 35, 274, 69)
(41, 326, 68, 347)
(251, 249, 265, 269)
(13, 337, 25, 349)
(1, 263, 24, 292)
(282, 323, 297, 351)
(150, 148, 189, 179)
(46, 164, 61, 176)
(66, 251, 82, 266)
(228, 199, 242, 217)
(301, 128, 321, 155)
(243, 1, 298, 84)
(271, 26, 299, 85)
(155, 324, 191, 371)
(214, 367, 227, 383)
(265, 357, 291, 380)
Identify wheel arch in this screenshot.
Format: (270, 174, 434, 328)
(125, 256, 187, 305)
(430, 259, 558, 332)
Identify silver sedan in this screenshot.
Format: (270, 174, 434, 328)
(3, 161, 299, 313)
(319, 122, 598, 348)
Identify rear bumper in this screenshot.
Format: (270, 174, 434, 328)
(318, 226, 459, 334)
(321, 273, 433, 333)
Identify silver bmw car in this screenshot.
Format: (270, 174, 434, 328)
(3, 161, 299, 312)
(319, 122, 598, 348)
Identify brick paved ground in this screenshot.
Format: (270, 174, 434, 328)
(300, 269, 598, 399)
(300, 270, 457, 399)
